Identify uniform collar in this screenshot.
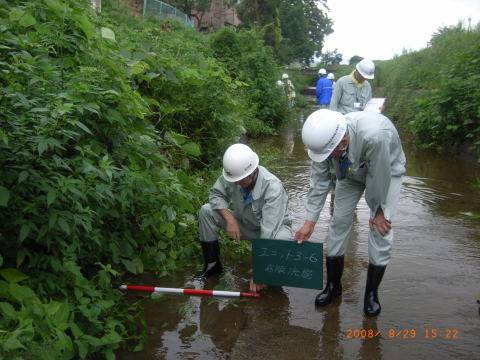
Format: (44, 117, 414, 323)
(251, 166, 266, 200)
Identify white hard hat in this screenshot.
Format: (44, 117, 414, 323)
(327, 72, 335, 80)
(282, 73, 289, 79)
(222, 143, 259, 182)
(302, 109, 347, 162)
(318, 68, 327, 75)
(356, 59, 375, 79)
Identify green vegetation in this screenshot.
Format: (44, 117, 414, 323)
(209, 27, 290, 136)
(0, 0, 293, 358)
(373, 22, 480, 160)
(237, 0, 332, 65)
(316, 49, 343, 68)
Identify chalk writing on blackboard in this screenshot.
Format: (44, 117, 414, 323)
(252, 238, 323, 290)
(258, 247, 320, 262)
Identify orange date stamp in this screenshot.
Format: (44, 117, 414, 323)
(345, 328, 460, 339)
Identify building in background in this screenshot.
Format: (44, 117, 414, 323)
(135, 0, 243, 30)
(192, 0, 242, 31)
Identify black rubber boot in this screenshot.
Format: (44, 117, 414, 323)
(197, 241, 223, 278)
(364, 263, 387, 317)
(315, 255, 344, 307)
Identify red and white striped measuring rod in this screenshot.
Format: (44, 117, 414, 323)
(119, 285, 260, 298)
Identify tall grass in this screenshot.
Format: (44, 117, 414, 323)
(371, 22, 480, 160)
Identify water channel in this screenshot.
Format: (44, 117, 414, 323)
(117, 105, 480, 360)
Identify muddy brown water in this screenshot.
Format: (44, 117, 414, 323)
(117, 108, 480, 360)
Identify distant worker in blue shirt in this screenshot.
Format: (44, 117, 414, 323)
(316, 68, 333, 108)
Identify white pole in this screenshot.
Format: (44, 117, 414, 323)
(91, 0, 101, 13)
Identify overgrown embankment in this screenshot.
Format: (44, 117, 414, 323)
(373, 23, 480, 161)
(0, 0, 289, 358)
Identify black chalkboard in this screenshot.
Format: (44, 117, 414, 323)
(252, 238, 323, 290)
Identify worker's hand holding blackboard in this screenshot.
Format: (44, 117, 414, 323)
(252, 238, 323, 290)
(249, 280, 266, 294)
(294, 220, 316, 244)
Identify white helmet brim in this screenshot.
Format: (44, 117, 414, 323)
(357, 69, 374, 79)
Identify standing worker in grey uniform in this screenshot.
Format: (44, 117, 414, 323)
(198, 143, 292, 293)
(295, 109, 406, 317)
(330, 59, 375, 114)
(328, 59, 375, 209)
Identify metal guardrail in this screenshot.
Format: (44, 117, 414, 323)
(143, 0, 194, 28)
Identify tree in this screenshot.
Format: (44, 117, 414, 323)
(262, 9, 283, 50)
(318, 49, 342, 67)
(349, 55, 363, 64)
(236, 0, 282, 48)
(235, 0, 332, 65)
(168, 0, 212, 28)
(278, 0, 332, 65)
(302, 0, 333, 57)
(236, 0, 279, 30)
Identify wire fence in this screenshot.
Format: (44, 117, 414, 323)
(143, 0, 194, 28)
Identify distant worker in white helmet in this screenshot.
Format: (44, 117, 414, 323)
(316, 68, 333, 108)
(330, 59, 375, 114)
(281, 73, 296, 107)
(197, 143, 292, 293)
(295, 109, 406, 317)
(328, 59, 376, 206)
(327, 72, 335, 90)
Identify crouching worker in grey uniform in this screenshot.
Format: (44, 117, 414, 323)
(198, 143, 292, 293)
(295, 109, 406, 316)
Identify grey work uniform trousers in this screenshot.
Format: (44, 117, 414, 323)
(327, 176, 402, 266)
(199, 203, 292, 242)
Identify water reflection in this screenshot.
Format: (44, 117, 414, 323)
(318, 305, 344, 358)
(198, 278, 246, 353)
(358, 317, 382, 360)
(230, 286, 321, 360)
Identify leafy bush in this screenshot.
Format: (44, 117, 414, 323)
(110, 14, 246, 164)
(371, 22, 480, 160)
(409, 44, 480, 157)
(0, 0, 242, 358)
(0, 0, 300, 357)
(209, 27, 290, 135)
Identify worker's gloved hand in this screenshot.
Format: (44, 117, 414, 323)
(294, 220, 316, 244)
(369, 208, 391, 236)
(249, 280, 266, 294)
(225, 217, 241, 243)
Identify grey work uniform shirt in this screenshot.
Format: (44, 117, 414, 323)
(330, 73, 372, 115)
(209, 166, 292, 239)
(305, 111, 406, 222)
